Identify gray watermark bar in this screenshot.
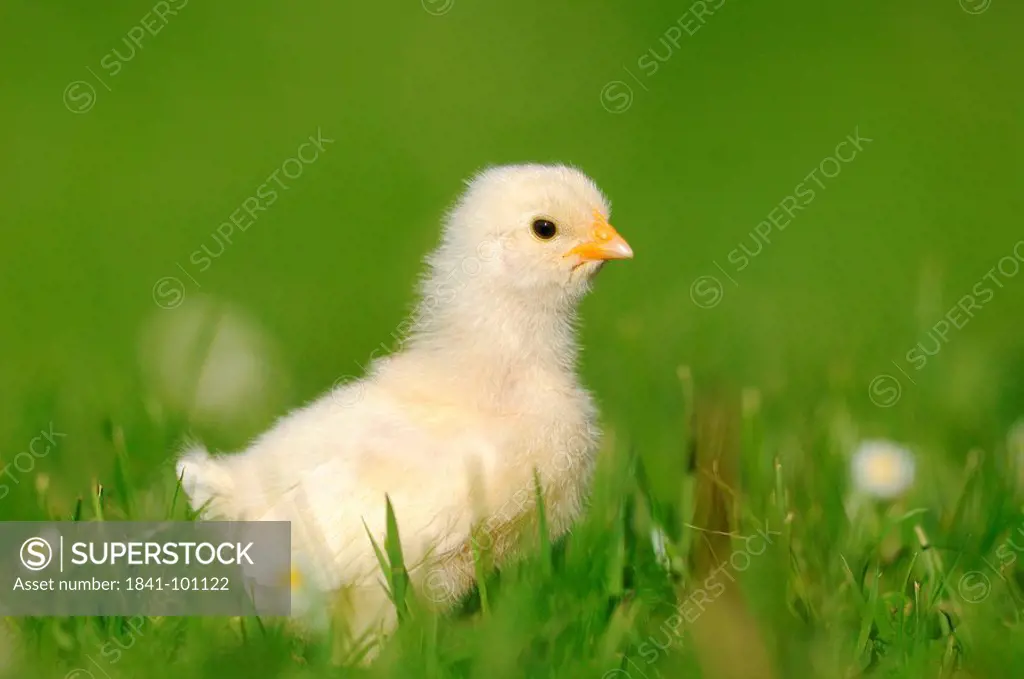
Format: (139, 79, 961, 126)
(0, 521, 290, 616)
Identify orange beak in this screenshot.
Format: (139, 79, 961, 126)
(565, 210, 634, 262)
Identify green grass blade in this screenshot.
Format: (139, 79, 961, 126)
(363, 518, 391, 581)
(533, 468, 551, 574)
(168, 466, 186, 520)
(383, 494, 411, 622)
(111, 427, 134, 520)
(470, 530, 491, 616)
(91, 482, 105, 521)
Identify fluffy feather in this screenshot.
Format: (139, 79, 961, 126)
(175, 163, 631, 646)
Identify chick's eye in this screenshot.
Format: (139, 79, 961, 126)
(531, 219, 557, 240)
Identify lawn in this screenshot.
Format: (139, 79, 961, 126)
(1, 1, 1023, 677)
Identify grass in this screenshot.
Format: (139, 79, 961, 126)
(2, 1, 1023, 676)
(2, 366, 1022, 678)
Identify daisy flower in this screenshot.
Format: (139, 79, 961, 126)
(851, 439, 915, 499)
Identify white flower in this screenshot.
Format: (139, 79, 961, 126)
(236, 549, 331, 629)
(288, 563, 331, 631)
(138, 295, 288, 429)
(851, 440, 915, 499)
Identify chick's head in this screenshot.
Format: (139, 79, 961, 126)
(434, 164, 633, 306)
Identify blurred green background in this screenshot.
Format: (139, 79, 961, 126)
(1, 2, 1024, 677)
(1, 0, 1022, 543)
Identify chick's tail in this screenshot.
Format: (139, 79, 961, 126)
(175, 444, 236, 517)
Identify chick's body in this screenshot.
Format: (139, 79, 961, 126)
(176, 163, 632, 641)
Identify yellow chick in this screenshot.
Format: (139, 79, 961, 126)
(176, 163, 633, 644)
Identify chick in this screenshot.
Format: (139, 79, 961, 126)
(176, 163, 633, 643)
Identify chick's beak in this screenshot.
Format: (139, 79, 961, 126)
(565, 210, 634, 262)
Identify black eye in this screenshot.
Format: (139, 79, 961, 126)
(531, 219, 557, 240)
